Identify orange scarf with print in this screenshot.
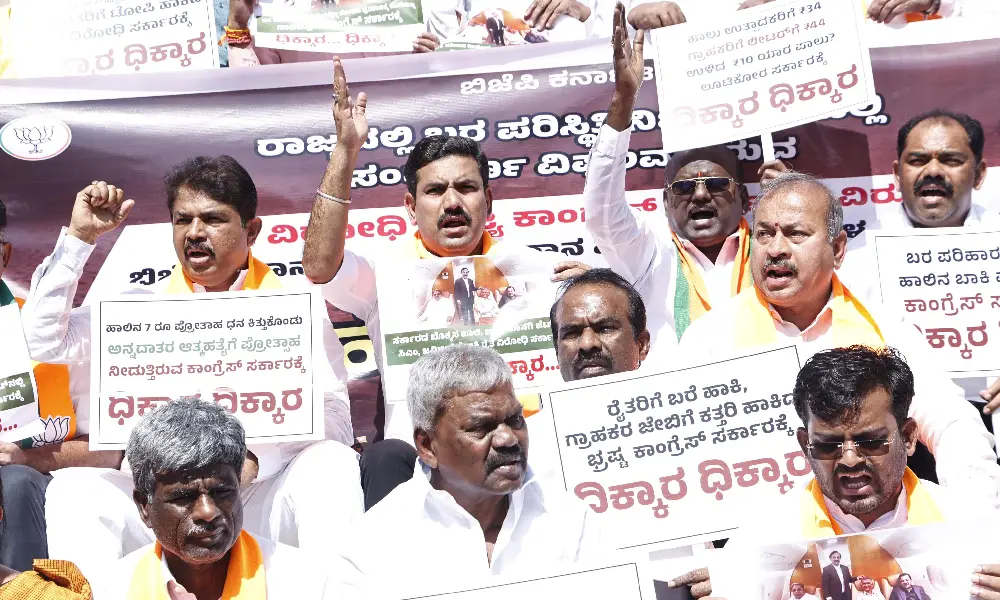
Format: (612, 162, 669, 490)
(127, 531, 266, 600)
(800, 468, 945, 537)
(732, 275, 884, 350)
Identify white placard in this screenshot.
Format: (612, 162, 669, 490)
(0, 304, 45, 443)
(374, 251, 563, 403)
(397, 558, 655, 600)
(652, 0, 875, 152)
(89, 289, 325, 449)
(541, 346, 811, 551)
(872, 227, 1000, 378)
(10, 0, 219, 78)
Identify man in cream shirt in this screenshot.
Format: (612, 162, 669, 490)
(678, 173, 1000, 509)
(335, 345, 607, 598)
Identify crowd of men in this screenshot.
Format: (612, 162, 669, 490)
(1, 2, 1000, 599)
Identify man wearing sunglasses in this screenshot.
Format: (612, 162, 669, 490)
(584, 6, 786, 353)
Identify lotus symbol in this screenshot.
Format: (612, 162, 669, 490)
(13, 126, 54, 154)
(31, 416, 71, 448)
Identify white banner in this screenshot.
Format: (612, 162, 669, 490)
(10, 0, 219, 78)
(872, 227, 1000, 378)
(89, 290, 325, 449)
(539, 346, 810, 551)
(652, 0, 876, 152)
(0, 304, 44, 442)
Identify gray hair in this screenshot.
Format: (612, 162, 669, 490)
(407, 345, 513, 432)
(754, 172, 843, 242)
(127, 398, 246, 501)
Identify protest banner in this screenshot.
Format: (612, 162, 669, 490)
(397, 558, 654, 600)
(651, 0, 876, 152)
(871, 227, 1000, 378)
(8, 0, 219, 77)
(89, 289, 325, 449)
(253, 0, 425, 54)
(0, 304, 44, 443)
(537, 346, 810, 551)
(375, 250, 564, 402)
(710, 520, 998, 600)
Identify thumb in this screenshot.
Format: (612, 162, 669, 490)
(355, 91, 367, 115)
(117, 199, 136, 222)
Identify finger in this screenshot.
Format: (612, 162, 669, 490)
(978, 566, 1000, 577)
(972, 572, 1000, 591)
(538, 1, 558, 29)
(867, 0, 886, 19)
(691, 580, 713, 598)
(674, 6, 687, 23)
(878, 0, 899, 22)
(412, 39, 436, 52)
(524, 0, 541, 25)
(885, 2, 909, 21)
(972, 586, 1000, 600)
(669, 567, 709, 587)
(633, 27, 645, 58)
(93, 181, 110, 205)
(117, 199, 136, 222)
(106, 184, 121, 208)
(355, 92, 367, 117)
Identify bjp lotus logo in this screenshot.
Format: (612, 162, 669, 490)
(31, 416, 71, 448)
(0, 117, 72, 161)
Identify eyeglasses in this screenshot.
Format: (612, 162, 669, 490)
(669, 176, 735, 196)
(806, 436, 894, 460)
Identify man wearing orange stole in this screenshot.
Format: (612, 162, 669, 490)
(19, 159, 361, 580)
(103, 398, 333, 599)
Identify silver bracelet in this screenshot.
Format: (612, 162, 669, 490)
(315, 189, 350, 205)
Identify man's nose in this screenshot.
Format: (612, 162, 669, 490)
(190, 493, 222, 522)
(185, 218, 207, 240)
(691, 180, 712, 202)
(491, 423, 518, 449)
(836, 444, 866, 468)
(766, 231, 791, 257)
(578, 327, 602, 352)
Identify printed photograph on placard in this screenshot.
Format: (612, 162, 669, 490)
(710, 521, 997, 600)
(439, 8, 550, 51)
(254, 0, 425, 53)
(376, 252, 563, 403)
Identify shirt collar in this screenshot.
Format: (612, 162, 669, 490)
(823, 485, 907, 533)
(765, 293, 834, 335)
(414, 460, 542, 526)
(677, 228, 742, 269)
(192, 269, 249, 293)
(883, 201, 989, 228)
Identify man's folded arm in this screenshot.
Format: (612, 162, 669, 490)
(21, 228, 94, 363)
(22, 436, 123, 473)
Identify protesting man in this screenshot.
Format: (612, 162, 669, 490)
(550, 268, 650, 382)
(335, 345, 606, 598)
(302, 57, 588, 444)
(102, 398, 334, 599)
(677, 173, 1000, 507)
(20, 161, 362, 578)
(681, 346, 1000, 599)
(584, 4, 786, 352)
(822, 551, 856, 600)
(0, 200, 121, 571)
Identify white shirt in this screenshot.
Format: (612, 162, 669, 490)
(102, 532, 334, 599)
(474, 293, 501, 320)
(834, 561, 846, 591)
(321, 240, 550, 442)
(19, 228, 354, 481)
(677, 289, 1000, 509)
(420, 296, 457, 326)
(583, 124, 744, 354)
(334, 462, 609, 599)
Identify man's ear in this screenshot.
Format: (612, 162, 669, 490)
(901, 418, 918, 456)
(637, 329, 651, 363)
(974, 159, 988, 191)
(832, 230, 848, 269)
(405, 192, 418, 225)
(484, 187, 493, 219)
(892, 159, 902, 190)
(414, 428, 438, 469)
(0, 242, 11, 271)
(796, 427, 809, 456)
(738, 183, 751, 214)
(134, 490, 154, 530)
(246, 217, 263, 247)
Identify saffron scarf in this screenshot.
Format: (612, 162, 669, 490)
(2, 281, 76, 448)
(671, 217, 752, 341)
(163, 251, 282, 293)
(800, 468, 945, 538)
(732, 274, 885, 350)
(127, 530, 266, 600)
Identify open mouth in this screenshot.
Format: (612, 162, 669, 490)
(185, 248, 214, 266)
(838, 472, 874, 497)
(688, 207, 718, 225)
(440, 215, 469, 232)
(575, 359, 612, 377)
(189, 528, 226, 545)
(764, 265, 795, 286)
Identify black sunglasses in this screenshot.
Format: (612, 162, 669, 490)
(806, 436, 894, 460)
(669, 176, 735, 195)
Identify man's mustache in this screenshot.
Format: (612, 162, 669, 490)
(913, 174, 954, 197)
(485, 446, 526, 472)
(573, 348, 613, 372)
(764, 258, 798, 275)
(185, 241, 215, 257)
(437, 207, 472, 229)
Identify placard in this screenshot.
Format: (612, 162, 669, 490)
(541, 346, 811, 551)
(253, 0, 425, 54)
(872, 227, 1000, 377)
(89, 290, 325, 449)
(375, 251, 564, 403)
(0, 304, 44, 443)
(711, 520, 999, 600)
(652, 0, 876, 152)
(9, 0, 219, 77)
(397, 558, 654, 600)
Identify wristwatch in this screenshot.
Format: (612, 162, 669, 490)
(922, 0, 942, 16)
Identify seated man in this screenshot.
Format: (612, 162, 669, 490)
(790, 582, 819, 600)
(21, 162, 361, 578)
(679, 173, 1000, 507)
(473, 286, 500, 323)
(0, 199, 120, 571)
(687, 346, 1000, 599)
(889, 573, 931, 600)
(550, 268, 650, 381)
(335, 345, 607, 597)
(103, 398, 333, 599)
